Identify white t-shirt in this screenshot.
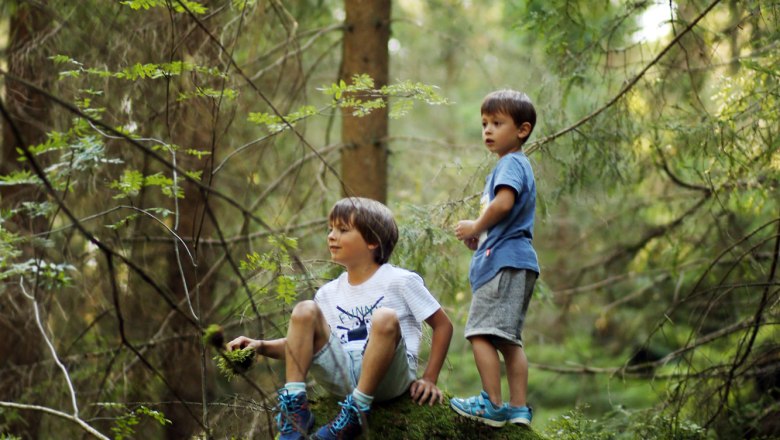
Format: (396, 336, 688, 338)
(314, 264, 442, 360)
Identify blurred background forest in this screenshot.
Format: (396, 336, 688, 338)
(0, 0, 778, 439)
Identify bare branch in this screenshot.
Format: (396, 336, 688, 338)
(525, 0, 723, 154)
(0, 401, 109, 440)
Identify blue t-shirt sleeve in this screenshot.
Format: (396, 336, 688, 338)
(491, 155, 525, 197)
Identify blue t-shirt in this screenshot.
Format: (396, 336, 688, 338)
(469, 151, 540, 290)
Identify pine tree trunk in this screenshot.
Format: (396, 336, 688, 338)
(0, 2, 51, 438)
(340, 0, 391, 203)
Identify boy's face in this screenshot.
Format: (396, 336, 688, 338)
(327, 219, 377, 268)
(481, 111, 530, 158)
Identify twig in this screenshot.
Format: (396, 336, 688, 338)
(16, 279, 110, 439)
(525, 0, 723, 154)
(0, 401, 109, 440)
(19, 279, 79, 416)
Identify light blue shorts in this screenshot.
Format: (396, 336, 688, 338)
(309, 332, 417, 402)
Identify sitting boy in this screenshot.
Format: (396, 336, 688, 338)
(228, 197, 453, 440)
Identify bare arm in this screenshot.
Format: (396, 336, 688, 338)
(455, 186, 516, 240)
(410, 308, 453, 405)
(226, 336, 287, 360)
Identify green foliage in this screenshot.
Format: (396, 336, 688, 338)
(110, 404, 172, 440)
(240, 235, 300, 305)
(231, 0, 257, 10)
(203, 324, 225, 349)
(110, 170, 183, 199)
(0, 225, 22, 268)
(178, 87, 239, 102)
(185, 148, 211, 159)
(541, 406, 713, 440)
(0, 170, 40, 186)
(542, 406, 610, 440)
(5, 1, 780, 438)
(7, 116, 122, 193)
(632, 414, 708, 440)
(319, 74, 449, 118)
(0, 249, 74, 290)
(120, 0, 207, 14)
(214, 348, 255, 381)
(247, 105, 318, 133)
(392, 204, 467, 304)
(53, 57, 225, 81)
(110, 169, 144, 198)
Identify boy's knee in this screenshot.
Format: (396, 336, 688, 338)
(290, 300, 320, 323)
(370, 308, 400, 336)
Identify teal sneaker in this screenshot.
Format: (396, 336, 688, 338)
(314, 394, 368, 439)
(275, 389, 314, 440)
(505, 404, 532, 426)
(449, 390, 507, 427)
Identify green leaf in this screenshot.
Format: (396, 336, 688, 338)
(110, 169, 144, 198)
(0, 170, 40, 186)
(120, 0, 207, 14)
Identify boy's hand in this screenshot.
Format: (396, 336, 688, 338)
(455, 220, 478, 241)
(226, 336, 260, 353)
(463, 236, 479, 251)
(409, 378, 443, 406)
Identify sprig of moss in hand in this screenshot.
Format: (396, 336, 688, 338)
(203, 324, 254, 381)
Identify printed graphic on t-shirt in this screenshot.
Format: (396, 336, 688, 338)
(335, 296, 384, 344)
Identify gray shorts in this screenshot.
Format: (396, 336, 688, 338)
(309, 332, 417, 402)
(465, 268, 536, 346)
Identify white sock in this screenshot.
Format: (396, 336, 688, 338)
(284, 382, 306, 395)
(351, 388, 373, 411)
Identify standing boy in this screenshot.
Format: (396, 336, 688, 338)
(228, 197, 453, 440)
(451, 89, 540, 427)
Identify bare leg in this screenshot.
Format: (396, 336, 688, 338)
(497, 342, 528, 407)
(355, 308, 401, 395)
(285, 300, 331, 383)
(469, 335, 503, 406)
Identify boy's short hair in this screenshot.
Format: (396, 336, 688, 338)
(329, 197, 398, 265)
(481, 89, 536, 144)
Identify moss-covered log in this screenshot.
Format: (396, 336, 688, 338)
(311, 395, 544, 440)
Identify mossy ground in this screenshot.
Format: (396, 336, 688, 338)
(311, 394, 544, 440)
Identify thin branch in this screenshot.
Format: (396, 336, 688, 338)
(525, 0, 723, 154)
(0, 402, 109, 440)
(104, 253, 207, 431)
(707, 212, 780, 426)
(173, 0, 349, 195)
(531, 318, 779, 378)
(654, 143, 712, 193)
(0, 70, 274, 233)
(19, 279, 79, 417)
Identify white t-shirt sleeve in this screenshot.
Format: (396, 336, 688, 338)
(399, 270, 442, 323)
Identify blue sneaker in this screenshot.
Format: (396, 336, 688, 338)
(505, 404, 533, 426)
(449, 390, 507, 427)
(314, 395, 368, 440)
(275, 388, 314, 440)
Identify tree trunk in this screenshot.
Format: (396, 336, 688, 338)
(0, 2, 51, 438)
(340, 0, 391, 203)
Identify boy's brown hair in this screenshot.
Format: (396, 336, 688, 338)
(329, 197, 398, 265)
(481, 89, 537, 144)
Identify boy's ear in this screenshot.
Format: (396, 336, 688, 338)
(367, 243, 378, 250)
(516, 122, 532, 141)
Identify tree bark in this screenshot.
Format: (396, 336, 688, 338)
(340, 0, 391, 203)
(0, 2, 52, 438)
